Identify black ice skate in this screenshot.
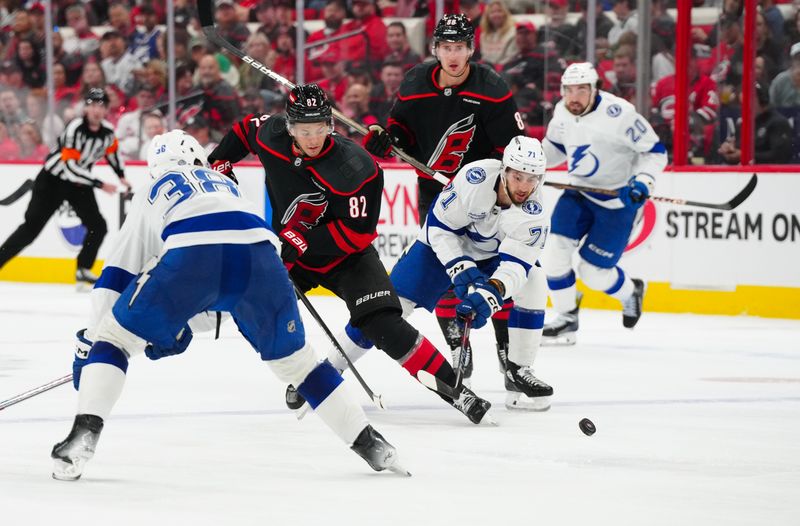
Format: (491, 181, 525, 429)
(622, 278, 646, 329)
(351, 425, 410, 476)
(449, 385, 493, 425)
(504, 361, 553, 412)
(51, 414, 104, 481)
(542, 292, 582, 346)
(285, 384, 311, 420)
(76, 268, 99, 292)
(450, 343, 473, 388)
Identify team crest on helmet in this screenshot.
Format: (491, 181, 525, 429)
(522, 200, 543, 215)
(465, 167, 486, 184)
(607, 104, 622, 117)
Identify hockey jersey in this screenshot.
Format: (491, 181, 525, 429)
(210, 114, 382, 273)
(88, 164, 274, 336)
(422, 159, 549, 299)
(387, 61, 524, 180)
(542, 90, 667, 209)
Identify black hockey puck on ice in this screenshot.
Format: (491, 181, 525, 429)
(579, 418, 596, 436)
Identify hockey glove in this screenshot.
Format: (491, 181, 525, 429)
(211, 159, 238, 184)
(618, 177, 651, 210)
(363, 125, 394, 158)
(73, 328, 92, 390)
(455, 281, 503, 329)
(279, 228, 308, 270)
(446, 257, 487, 299)
(145, 326, 193, 360)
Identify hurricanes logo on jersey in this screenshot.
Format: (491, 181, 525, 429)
(281, 192, 329, 231)
(428, 114, 477, 174)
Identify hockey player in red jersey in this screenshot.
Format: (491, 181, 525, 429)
(362, 14, 525, 386)
(209, 84, 492, 424)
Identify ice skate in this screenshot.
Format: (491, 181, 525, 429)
(542, 292, 582, 346)
(284, 384, 310, 420)
(504, 361, 553, 411)
(351, 425, 410, 476)
(51, 414, 104, 481)
(450, 343, 473, 388)
(496, 342, 508, 373)
(75, 268, 99, 292)
(622, 278, 646, 329)
(449, 384, 493, 425)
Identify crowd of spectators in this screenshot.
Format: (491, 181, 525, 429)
(0, 0, 798, 164)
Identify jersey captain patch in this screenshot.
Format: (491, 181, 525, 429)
(465, 167, 486, 184)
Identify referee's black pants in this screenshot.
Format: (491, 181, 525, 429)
(0, 170, 107, 271)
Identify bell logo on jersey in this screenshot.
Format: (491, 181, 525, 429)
(568, 145, 600, 178)
(428, 114, 476, 174)
(281, 192, 329, 231)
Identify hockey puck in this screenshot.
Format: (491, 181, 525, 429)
(579, 418, 596, 436)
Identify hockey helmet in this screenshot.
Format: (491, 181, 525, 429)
(286, 84, 333, 124)
(432, 14, 474, 50)
(85, 87, 109, 106)
(502, 136, 546, 177)
(560, 62, 599, 90)
(147, 130, 209, 175)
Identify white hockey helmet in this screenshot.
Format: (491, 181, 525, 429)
(502, 136, 546, 177)
(560, 62, 599, 90)
(147, 130, 209, 176)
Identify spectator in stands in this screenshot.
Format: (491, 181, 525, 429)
(254, 1, 280, 43)
(174, 0, 200, 31)
(15, 38, 44, 89)
(64, 4, 100, 58)
(100, 30, 141, 95)
(537, 0, 578, 59)
(342, 82, 379, 137)
(25, 92, 64, 147)
(117, 87, 156, 159)
(307, 0, 348, 82)
(156, 28, 192, 67)
(130, 5, 161, 63)
(52, 31, 85, 87)
(370, 59, 404, 125)
(608, 0, 637, 46)
(608, 45, 636, 104)
(241, 87, 269, 115)
(718, 81, 793, 164)
(755, 11, 784, 75)
(78, 60, 107, 101)
(108, 1, 136, 44)
(0, 61, 25, 92)
(215, 0, 250, 51)
(0, 121, 20, 160)
(479, 0, 518, 66)
(785, 9, 800, 49)
(239, 32, 278, 94)
(51, 62, 79, 114)
(272, 0, 296, 38)
(385, 21, 422, 71)
(459, 0, 483, 32)
(0, 89, 26, 131)
(17, 120, 49, 161)
(272, 28, 297, 83)
(197, 54, 240, 138)
(572, 0, 614, 60)
(317, 46, 348, 106)
(137, 111, 166, 160)
(173, 64, 204, 123)
(770, 43, 800, 108)
(341, 0, 389, 71)
(650, 0, 676, 55)
(141, 59, 168, 100)
(2, 8, 38, 61)
(184, 114, 218, 153)
(104, 84, 127, 126)
(503, 21, 550, 91)
(27, 3, 46, 44)
(759, 0, 784, 45)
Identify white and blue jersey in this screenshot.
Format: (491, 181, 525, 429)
(392, 159, 549, 310)
(543, 90, 667, 209)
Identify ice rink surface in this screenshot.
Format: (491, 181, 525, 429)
(1, 282, 799, 526)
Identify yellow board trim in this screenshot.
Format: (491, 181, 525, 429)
(2, 257, 798, 319)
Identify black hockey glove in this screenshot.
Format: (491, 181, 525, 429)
(363, 125, 394, 158)
(211, 159, 238, 184)
(279, 228, 308, 270)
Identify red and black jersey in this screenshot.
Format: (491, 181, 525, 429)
(210, 114, 382, 273)
(387, 61, 524, 182)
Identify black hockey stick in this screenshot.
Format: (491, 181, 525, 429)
(0, 374, 72, 411)
(292, 284, 385, 410)
(417, 316, 472, 400)
(452, 316, 472, 393)
(0, 179, 33, 206)
(545, 173, 758, 211)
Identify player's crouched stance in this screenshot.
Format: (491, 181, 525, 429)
(325, 137, 554, 411)
(51, 131, 406, 481)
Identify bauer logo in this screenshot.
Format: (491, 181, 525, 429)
(522, 200, 543, 215)
(355, 290, 391, 306)
(465, 167, 486, 184)
(607, 104, 622, 118)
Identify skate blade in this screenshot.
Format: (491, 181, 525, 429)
(294, 402, 311, 421)
(51, 459, 83, 481)
(75, 282, 94, 293)
(387, 463, 412, 477)
(505, 393, 551, 412)
(479, 410, 499, 426)
(541, 333, 576, 346)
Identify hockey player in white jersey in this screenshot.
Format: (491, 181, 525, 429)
(51, 130, 405, 481)
(540, 63, 668, 345)
(296, 136, 554, 411)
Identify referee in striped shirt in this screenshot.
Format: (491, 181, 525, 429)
(0, 88, 130, 286)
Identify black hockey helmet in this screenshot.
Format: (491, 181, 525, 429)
(433, 14, 474, 48)
(286, 84, 332, 124)
(85, 87, 109, 106)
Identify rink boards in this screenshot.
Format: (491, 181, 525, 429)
(0, 162, 797, 319)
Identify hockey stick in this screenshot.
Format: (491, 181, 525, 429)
(0, 179, 33, 206)
(292, 284, 385, 410)
(0, 374, 72, 411)
(545, 173, 758, 211)
(452, 316, 472, 393)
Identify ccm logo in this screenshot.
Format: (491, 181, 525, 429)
(355, 290, 391, 306)
(587, 243, 614, 258)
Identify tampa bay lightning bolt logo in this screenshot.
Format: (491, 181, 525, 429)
(465, 167, 486, 184)
(607, 104, 622, 117)
(569, 145, 600, 178)
(522, 200, 543, 215)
